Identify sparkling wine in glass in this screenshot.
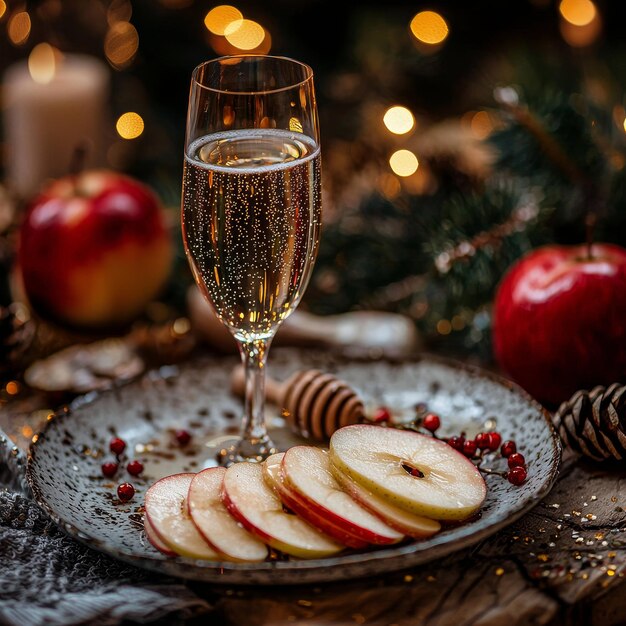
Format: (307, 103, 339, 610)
(181, 56, 321, 463)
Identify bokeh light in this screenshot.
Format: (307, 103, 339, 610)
(5, 381, 19, 395)
(8, 10, 31, 45)
(204, 5, 242, 35)
(559, 0, 596, 26)
(0, 1, 6, 19)
(383, 106, 415, 135)
(28, 43, 57, 84)
(107, 0, 132, 26)
(224, 18, 265, 50)
(105, 21, 139, 68)
(116, 112, 145, 139)
(389, 149, 419, 177)
(410, 11, 448, 45)
(560, 9, 601, 46)
(469, 111, 494, 139)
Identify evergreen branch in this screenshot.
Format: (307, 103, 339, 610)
(433, 197, 540, 274)
(500, 101, 588, 185)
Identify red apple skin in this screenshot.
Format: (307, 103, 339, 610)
(17, 170, 172, 329)
(493, 244, 626, 405)
(279, 459, 400, 546)
(269, 468, 368, 549)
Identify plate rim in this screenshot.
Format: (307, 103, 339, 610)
(26, 352, 561, 582)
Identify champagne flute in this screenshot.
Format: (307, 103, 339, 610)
(181, 56, 322, 463)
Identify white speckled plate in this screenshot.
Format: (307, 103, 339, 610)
(27, 349, 560, 584)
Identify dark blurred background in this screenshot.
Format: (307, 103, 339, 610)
(2, 0, 626, 360)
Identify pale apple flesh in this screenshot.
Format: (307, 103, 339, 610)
(281, 446, 404, 545)
(222, 461, 344, 559)
(331, 466, 441, 538)
(263, 453, 368, 549)
(188, 467, 267, 562)
(330, 425, 486, 521)
(144, 473, 219, 560)
(144, 515, 177, 556)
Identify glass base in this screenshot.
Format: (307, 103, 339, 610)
(205, 434, 278, 467)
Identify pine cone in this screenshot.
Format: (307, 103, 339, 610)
(554, 383, 626, 461)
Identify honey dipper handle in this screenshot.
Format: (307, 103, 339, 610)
(230, 364, 285, 405)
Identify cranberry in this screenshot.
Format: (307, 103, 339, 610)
(487, 432, 502, 451)
(372, 407, 392, 424)
(501, 440, 517, 458)
(447, 435, 465, 451)
(175, 429, 192, 445)
(463, 440, 478, 458)
(507, 453, 526, 468)
(101, 462, 118, 478)
(507, 466, 527, 486)
(117, 482, 135, 502)
(127, 460, 144, 476)
(474, 432, 490, 449)
(109, 437, 126, 456)
(423, 413, 441, 432)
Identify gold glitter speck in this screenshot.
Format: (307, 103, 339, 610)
(495, 567, 505, 576)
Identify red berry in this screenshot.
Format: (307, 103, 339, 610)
(175, 429, 192, 445)
(501, 440, 517, 457)
(487, 432, 502, 451)
(410, 467, 423, 477)
(101, 462, 118, 478)
(447, 435, 465, 451)
(372, 407, 392, 424)
(463, 440, 478, 458)
(508, 453, 526, 468)
(423, 413, 441, 432)
(109, 437, 126, 456)
(117, 482, 135, 502)
(474, 432, 490, 449)
(127, 460, 144, 476)
(507, 466, 527, 486)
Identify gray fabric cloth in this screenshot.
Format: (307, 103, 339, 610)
(0, 433, 211, 626)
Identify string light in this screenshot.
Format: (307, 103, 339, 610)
(204, 5, 242, 35)
(389, 150, 419, 177)
(224, 18, 265, 50)
(28, 43, 58, 84)
(559, 0, 596, 26)
(8, 10, 31, 45)
(383, 106, 415, 135)
(116, 112, 144, 139)
(410, 11, 448, 45)
(0, 1, 6, 19)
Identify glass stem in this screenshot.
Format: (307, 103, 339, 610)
(234, 336, 275, 460)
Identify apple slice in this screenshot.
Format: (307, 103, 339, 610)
(222, 461, 343, 559)
(330, 425, 486, 521)
(144, 473, 219, 560)
(144, 515, 177, 556)
(188, 467, 268, 562)
(263, 453, 368, 549)
(281, 446, 404, 545)
(332, 466, 441, 539)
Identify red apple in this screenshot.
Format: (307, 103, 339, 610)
(493, 244, 626, 405)
(16, 169, 172, 329)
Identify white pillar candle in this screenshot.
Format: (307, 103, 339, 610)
(2, 48, 109, 199)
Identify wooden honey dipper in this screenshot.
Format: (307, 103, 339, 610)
(231, 366, 365, 441)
